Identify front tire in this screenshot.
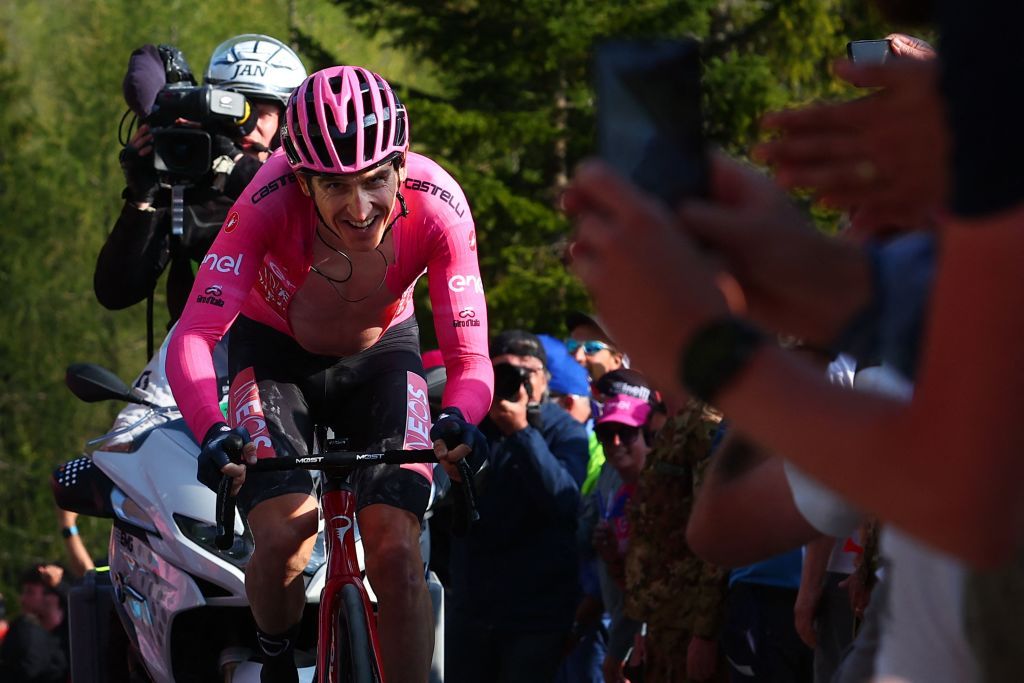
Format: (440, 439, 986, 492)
(327, 583, 378, 683)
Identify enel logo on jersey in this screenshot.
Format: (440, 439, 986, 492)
(448, 274, 483, 294)
(202, 252, 244, 275)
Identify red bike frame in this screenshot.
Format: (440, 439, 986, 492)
(320, 477, 382, 681)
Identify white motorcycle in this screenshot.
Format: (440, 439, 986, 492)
(55, 362, 446, 683)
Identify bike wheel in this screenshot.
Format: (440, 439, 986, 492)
(328, 583, 378, 683)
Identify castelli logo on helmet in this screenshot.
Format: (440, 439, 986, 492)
(284, 66, 409, 175)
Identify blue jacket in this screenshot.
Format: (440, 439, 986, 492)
(448, 401, 588, 632)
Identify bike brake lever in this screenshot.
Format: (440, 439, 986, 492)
(214, 433, 245, 550)
(215, 475, 236, 550)
(455, 459, 480, 524)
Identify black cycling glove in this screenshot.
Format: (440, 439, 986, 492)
(119, 144, 159, 205)
(198, 422, 250, 492)
(429, 406, 488, 476)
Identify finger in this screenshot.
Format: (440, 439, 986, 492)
(243, 442, 258, 465)
(568, 213, 616, 288)
(222, 464, 246, 496)
(702, 150, 771, 207)
(677, 197, 761, 253)
(451, 443, 472, 461)
(223, 462, 246, 479)
(774, 159, 883, 196)
(432, 438, 449, 461)
(441, 461, 462, 482)
(570, 158, 675, 230)
(561, 185, 591, 217)
(753, 134, 862, 169)
(761, 102, 858, 135)
(886, 33, 936, 60)
(763, 94, 884, 137)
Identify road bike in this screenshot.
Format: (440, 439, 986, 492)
(215, 433, 477, 682)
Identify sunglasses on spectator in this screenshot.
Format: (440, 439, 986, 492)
(595, 424, 642, 447)
(566, 339, 613, 355)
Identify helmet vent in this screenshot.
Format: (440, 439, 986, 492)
(283, 66, 409, 174)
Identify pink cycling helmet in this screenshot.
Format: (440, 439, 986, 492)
(281, 65, 408, 175)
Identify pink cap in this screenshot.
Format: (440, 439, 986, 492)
(597, 394, 652, 428)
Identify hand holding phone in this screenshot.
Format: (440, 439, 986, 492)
(595, 39, 708, 206)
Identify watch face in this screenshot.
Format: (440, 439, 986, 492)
(680, 318, 764, 403)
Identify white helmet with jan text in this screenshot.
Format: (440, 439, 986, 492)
(205, 34, 307, 108)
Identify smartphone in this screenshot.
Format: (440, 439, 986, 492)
(847, 39, 894, 65)
(595, 39, 708, 205)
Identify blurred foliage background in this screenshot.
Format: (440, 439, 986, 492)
(0, 0, 892, 603)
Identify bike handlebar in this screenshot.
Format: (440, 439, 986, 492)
(214, 448, 480, 550)
(246, 449, 437, 472)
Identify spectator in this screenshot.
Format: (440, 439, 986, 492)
(792, 356, 863, 683)
(686, 359, 979, 682)
(580, 393, 652, 683)
(595, 368, 669, 437)
(0, 564, 70, 683)
(723, 547, 812, 683)
(794, 535, 858, 682)
(566, 311, 627, 382)
(56, 508, 94, 579)
(542, 334, 607, 683)
(446, 330, 588, 683)
(623, 397, 727, 683)
(95, 35, 306, 351)
(540, 334, 605, 493)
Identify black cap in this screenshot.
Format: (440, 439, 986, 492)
(490, 330, 547, 367)
(594, 369, 654, 403)
(565, 310, 616, 345)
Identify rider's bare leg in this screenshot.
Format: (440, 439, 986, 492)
(246, 493, 319, 631)
(360, 503, 432, 683)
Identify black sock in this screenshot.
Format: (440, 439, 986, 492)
(257, 623, 300, 683)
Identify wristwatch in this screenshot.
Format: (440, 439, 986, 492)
(680, 317, 765, 404)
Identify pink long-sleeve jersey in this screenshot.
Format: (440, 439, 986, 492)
(166, 150, 493, 442)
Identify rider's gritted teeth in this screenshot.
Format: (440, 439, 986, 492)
(344, 215, 379, 231)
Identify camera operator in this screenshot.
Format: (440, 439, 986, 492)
(446, 330, 590, 683)
(94, 34, 306, 347)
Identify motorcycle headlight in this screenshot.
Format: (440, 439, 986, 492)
(173, 514, 254, 568)
(111, 487, 158, 534)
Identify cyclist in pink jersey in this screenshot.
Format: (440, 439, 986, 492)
(166, 65, 492, 683)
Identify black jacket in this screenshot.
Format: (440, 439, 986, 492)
(448, 401, 589, 632)
(94, 156, 262, 323)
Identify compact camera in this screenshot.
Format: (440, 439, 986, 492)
(493, 363, 535, 403)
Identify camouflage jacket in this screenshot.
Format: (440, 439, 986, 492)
(624, 402, 729, 639)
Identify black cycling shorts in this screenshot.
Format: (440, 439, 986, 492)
(226, 315, 433, 518)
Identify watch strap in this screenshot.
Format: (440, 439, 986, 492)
(680, 317, 765, 404)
